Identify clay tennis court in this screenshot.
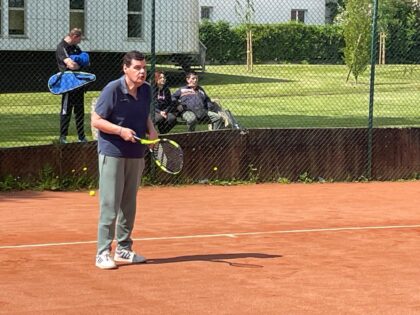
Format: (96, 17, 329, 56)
(1, 181, 420, 314)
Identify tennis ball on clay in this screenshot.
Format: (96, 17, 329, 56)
(213, 166, 218, 171)
(89, 190, 96, 196)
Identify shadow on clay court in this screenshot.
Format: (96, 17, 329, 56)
(117, 253, 282, 269)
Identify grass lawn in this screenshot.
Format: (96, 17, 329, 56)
(1, 64, 419, 147)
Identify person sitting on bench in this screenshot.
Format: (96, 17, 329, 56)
(172, 72, 224, 132)
(152, 71, 178, 134)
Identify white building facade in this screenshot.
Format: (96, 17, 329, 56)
(0, 0, 200, 54)
(199, 0, 327, 25)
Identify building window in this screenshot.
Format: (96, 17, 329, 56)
(128, 0, 143, 38)
(8, 0, 25, 35)
(291, 9, 306, 23)
(201, 6, 213, 20)
(70, 0, 85, 34)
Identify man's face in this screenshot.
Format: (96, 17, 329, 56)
(186, 75, 198, 88)
(124, 59, 147, 87)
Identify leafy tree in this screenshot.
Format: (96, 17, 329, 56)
(381, 0, 420, 63)
(343, 0, 372, 83)
(326, 0, 346, 23)
(235, 0, 255, 71)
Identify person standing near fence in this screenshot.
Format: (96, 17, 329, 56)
(56, 28, 88, 144)
(91, 50, 158, 270)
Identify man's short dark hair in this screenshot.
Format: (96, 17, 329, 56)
(186, 72, 198, 79)
(123, 51, 146, 67)
(69, 28, 82, 37)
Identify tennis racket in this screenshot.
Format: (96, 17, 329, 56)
(133, 136, 183, 175)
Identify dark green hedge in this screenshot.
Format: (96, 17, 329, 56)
(199, 19, 420, 65)
(199, 20, 243, 64)
(199, 21, 345, 64)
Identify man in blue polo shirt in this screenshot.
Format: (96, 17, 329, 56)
(91, 51, 158, 270)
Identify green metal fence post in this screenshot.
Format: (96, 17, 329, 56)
(150, 0, 156, 81)
(367, 0, 379, 179)
(149, 0, 157, 181)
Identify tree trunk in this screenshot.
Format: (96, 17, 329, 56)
(246, 30, 253, 72)
(378, 32, 387, 65)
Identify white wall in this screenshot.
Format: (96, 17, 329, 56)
(199, 0, 327, 25)
(0, 0, 200, 53)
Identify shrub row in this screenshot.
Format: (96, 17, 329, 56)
(199, 21, 345, 64)
(200, 20, 420, 65)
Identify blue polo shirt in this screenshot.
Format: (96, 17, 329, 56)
(95, 76, 151, 158)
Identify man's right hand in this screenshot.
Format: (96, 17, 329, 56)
(119, 127, 137, 143)
(176, 105, 184, 113)
(63, 57, 80, 70)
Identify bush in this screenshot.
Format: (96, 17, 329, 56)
(200, 21, 344, 64)
(199, 20, 243, 64)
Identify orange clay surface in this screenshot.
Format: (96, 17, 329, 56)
(1, 182, 420, 314)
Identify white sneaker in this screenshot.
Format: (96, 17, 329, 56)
(114, 248, 147, 264)
(95, 250, 117, 269)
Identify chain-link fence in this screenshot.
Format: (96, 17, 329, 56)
(0, 0, 419, 189)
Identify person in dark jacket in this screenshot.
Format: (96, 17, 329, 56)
(152, 71, 178, 134)
(55, 28, 88, 143)
(172, 72, 224, 132)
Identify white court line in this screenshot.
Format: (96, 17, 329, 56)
(0, 224, 420, 250)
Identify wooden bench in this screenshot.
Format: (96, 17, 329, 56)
(174, 99, 237, 131)
(91, 97, 236, 137)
